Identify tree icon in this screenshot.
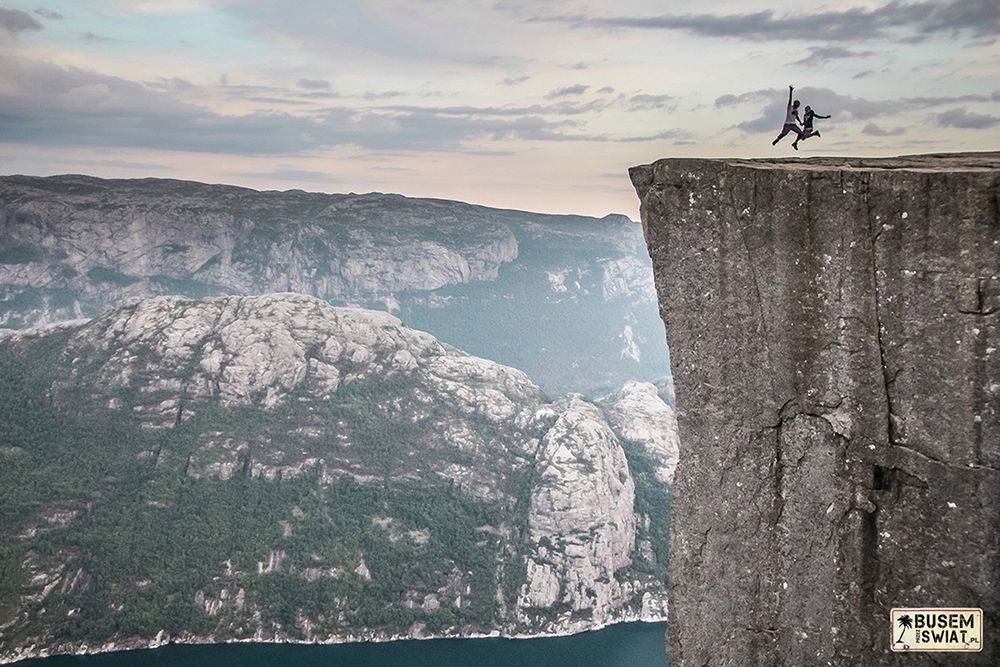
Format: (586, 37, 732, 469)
(896, 614, 913, 644)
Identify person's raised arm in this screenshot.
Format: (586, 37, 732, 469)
(816, 112, 831, 119)
(787, 85, 794, 108)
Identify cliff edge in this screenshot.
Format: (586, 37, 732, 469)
(631, 154, 999, 665)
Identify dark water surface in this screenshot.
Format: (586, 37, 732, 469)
(21, 622, 668, 667)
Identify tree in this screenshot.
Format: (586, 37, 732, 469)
(895, 614, 912, 644)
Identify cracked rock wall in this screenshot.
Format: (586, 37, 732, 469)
(631, 154, 999, 666)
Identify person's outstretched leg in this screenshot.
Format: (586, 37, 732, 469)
(795, 129, 818, 149)
(776, 124, 804, 147)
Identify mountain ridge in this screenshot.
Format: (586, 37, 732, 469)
(0, 174, 637, 224)
(0, 293, 676, 663)
(0, 174, 663, 396)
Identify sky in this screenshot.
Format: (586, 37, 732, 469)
(0, 1, 998, 217)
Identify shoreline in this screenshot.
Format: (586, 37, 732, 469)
(3, 614, 669, 664)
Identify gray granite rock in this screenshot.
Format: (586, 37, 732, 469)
(0, 293, 672, 662)
(631, 154, 999, 666)
(0, 174, 667, 397)
(0, 176, 517, 327)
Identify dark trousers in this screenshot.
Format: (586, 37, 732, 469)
(773, 123, 803, 143)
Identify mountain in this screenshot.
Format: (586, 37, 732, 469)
(0, 294, 677, 663)
(0, 175, 668, 397)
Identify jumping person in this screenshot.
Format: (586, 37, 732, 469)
(792, 105, 831, 150)
(772, 85, 803, 148)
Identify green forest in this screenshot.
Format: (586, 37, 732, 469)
(0, 327, 669, 652)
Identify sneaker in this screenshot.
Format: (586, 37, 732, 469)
(792, 142, 799, 150)
(772, 139, 779, 145)
(815, 131, 821, 138)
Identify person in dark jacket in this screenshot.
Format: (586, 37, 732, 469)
(792, 105, 831, 149)
(772, 84, 803, 146)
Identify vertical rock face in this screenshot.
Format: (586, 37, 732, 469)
(596, 381, 679, 484)
(520, 398, 637, 626)
(631, 155, 999, 665)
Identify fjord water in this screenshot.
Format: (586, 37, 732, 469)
(21, 622, 667, 667)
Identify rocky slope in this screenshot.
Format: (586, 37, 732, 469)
(631, 154, 999, 665)
(0, 175, 666, 396)
(0, 294, 671, 664)
(596, 382, 679, 486)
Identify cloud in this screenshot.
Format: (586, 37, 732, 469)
(532, 0, 1000, 42)
(362, 90, 406, 100)
(0, 56, 650, 156)
(369, 165, 413, 172)
(862, 123, 905, 136)
(936, 108, 1000, 129)
(714, 89, 773, 108)
(35, 8, 63, 20)
(726, 87, 880, 133)
(0, 7, 43, 34)
(627, 93, 675, 111)
(232, 167, 341, 183)
(296, 78, 331, 90)
(545, 84, 588, 98)
(70, 158, 169, 171)
(383, 99, 611, 117)
(149, 77, 196, 91)
(243, 96, 311, 106)
(83, 31, 115, 42)
(853, 70, 875, 79)
(115, 1, 210, 15)
(618, 129, 692, 143)
(0, 56, 346, 155)
(233, 1, 427, 60)
(361, 111, 582, 145)
(722, 86, 997, 134)
(913, 0, 999, 36)
(503, 74, 529, 86)
(218, 82, 342, 103)
(791, 46, 874, 66)
(902, 94, 991, 105)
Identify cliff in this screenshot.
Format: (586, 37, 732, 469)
(631, 154, 999, 665)
(0, 176, 518, 315)
(0, 294, 675, 663)
(0, 175, 665, 395)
